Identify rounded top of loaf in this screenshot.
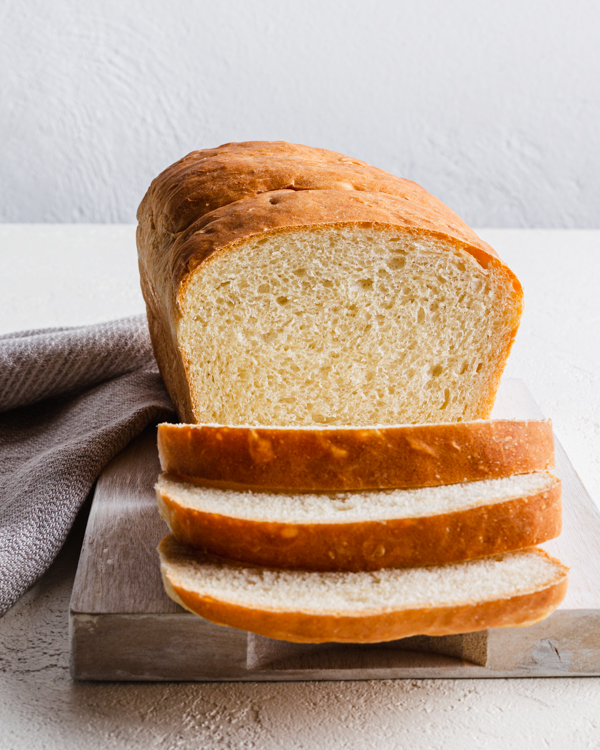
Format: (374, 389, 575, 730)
(138, 140, 471, 236)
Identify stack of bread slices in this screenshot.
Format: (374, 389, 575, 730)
(138, 141, 568, 643)
(155, 421, 567, 643)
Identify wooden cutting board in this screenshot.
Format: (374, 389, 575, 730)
(70, 379, 600, 681)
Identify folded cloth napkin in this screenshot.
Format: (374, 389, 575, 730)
(0, 315, 175, 615)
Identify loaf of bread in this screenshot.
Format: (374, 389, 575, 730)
(157, 471, 561, 571)
(137, 141, 524, 426)
(157, 419, 555, 491)
(158, 536, 568, 643)
(143, 142, 564, 645)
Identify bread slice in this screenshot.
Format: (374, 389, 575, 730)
(157, 419, 555, 492)
(158, 537, 568, 643)
(157, 471, 561, 571)
(137, 141, 523, 426)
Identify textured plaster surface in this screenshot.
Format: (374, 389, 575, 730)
(1, 226, 600, 748)
(1, 0, 599, 227)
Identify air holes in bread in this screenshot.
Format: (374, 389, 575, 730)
(177, 226, 520, 425)
(387, 257, 406, 270)
(441, 388, 450, 409)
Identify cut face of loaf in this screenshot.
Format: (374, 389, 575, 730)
(178, 226, 519, 425)
(137, 142, 523, 425)
(157, 419, 555, 491)
(157, 471, 562, 571)
(158, 537, 568, 643)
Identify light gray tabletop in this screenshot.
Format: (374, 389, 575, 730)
(1, 225, 599, 749)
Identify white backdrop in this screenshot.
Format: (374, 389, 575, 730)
(1, 0, 598, 226)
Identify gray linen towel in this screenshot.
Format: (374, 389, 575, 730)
(0, 315, 175, 615)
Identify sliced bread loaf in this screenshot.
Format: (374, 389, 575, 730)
(158, 537, 568, 643)
(137, 141, 523, 426)
(157, 419, 555, 491)
(157, 471, 561, 571)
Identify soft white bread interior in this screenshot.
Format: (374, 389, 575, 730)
(158, 471, 559, 524)
(158, 537, 568, 643)
(156, 472, 562, 570)
(177, 226, 518, 425)
(137, 142, 523, 425)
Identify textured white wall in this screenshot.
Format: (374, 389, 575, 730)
(1, 0, 598, 226)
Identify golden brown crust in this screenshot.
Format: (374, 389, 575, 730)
(173, 580, 567, 643)
(162, 555, 568, 644)
(158, 480, 562, 571)
(139, 262, 195, 422)
(157, 420, 555, 491)
(137, 140, 498, 255)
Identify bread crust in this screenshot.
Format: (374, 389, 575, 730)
(157, 478, 562, 571)
(158, 540, 568, 644)
(137, 140, 499, 258)
(157, 420, 555, 491)
(139, 262, 195, 420)
(136, 142, 523, 424)
(171, 579, 568, 644)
